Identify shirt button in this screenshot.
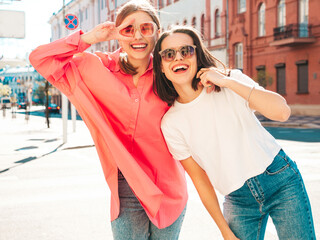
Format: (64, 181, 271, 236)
(135, 98, 139, 102)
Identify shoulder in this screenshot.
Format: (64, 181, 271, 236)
(161, 106, 182, 131)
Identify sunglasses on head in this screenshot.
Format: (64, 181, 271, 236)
(118, 22, 158, 38)
(159, 45, 196, 62)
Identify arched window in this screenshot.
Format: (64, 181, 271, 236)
(235, 43, 243, 70)
(277, 0, 286, 27)
(192, 17, 196, 28)
(258, 3, 266, 37)
(215, 9, 221, 37)
(201, 14, 205, 37)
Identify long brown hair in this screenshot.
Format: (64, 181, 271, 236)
(153, 26, 226, 106)
(115, 0, 160, 75)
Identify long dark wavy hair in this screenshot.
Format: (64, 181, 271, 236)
(153, 26, 227, 106)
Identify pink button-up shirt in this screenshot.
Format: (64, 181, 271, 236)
(29, 30, 187, 229)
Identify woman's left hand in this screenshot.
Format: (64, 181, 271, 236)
(197, 67, 230, 90)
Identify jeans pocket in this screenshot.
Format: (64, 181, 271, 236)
(265, 152, 289, 175)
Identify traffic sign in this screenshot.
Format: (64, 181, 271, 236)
(64, 14, 79, 30)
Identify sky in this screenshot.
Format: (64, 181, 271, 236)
(0, 0, 66, 60)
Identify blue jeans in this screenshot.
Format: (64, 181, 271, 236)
(111, 171, 186, 240)
(223, 149, 315, 240)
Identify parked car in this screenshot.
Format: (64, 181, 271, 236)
(0, 97, 11, 109)
(17, 102, 27, 109)
(48, 103, 60, 114)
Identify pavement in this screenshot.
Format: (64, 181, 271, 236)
(256, 114, 320, 129)
(0, 108, 319, 240)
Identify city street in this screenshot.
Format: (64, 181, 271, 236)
(0, 110, 319, 240)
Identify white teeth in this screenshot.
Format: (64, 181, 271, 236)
(173, 65, 188, 72)
(131, 44, 147, 49)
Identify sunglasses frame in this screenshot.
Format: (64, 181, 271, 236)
(159, 45, 197, 62)
(118, 21, 158, 38)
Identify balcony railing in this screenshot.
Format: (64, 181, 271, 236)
(271, 23, 315, 46)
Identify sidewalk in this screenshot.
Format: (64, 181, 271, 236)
(0, 110, 319, 240)
(256, 114, 320, 129)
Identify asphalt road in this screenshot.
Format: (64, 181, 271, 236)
(0, 111, 319, 240)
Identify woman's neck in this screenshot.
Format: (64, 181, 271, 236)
(174, 84, 204, 104)
(129, 56, 151, 76)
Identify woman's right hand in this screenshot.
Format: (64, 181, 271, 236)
(81, 21, 118, 45)
(81, 19, 135, 45)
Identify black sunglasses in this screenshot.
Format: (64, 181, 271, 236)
(159, 45, 196, 62)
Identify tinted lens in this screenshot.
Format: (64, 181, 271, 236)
(180, 46, 193, 58)
(140, 22, 155, 36)
(119, 25, 134, 37)
(161, 49, 176, 61)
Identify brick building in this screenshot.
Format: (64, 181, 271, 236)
(224, 0, 320, 114)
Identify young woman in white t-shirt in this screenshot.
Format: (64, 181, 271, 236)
(153, 26, 316, 240)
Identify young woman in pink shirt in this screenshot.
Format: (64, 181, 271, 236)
(29, 1, 187, 239)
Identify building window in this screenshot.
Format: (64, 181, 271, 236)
(79, 10, 83, 23)
(183, 19, 187, 25)
(234, 43, 243, 70)
(215, 9, 221, 37)
(192, 17, 196, 28)
(167, 0, 172, 5)
(238, 0, 246, 13)
(277, 0, 286, 27)
(299, 0, 309, 37)
(158, 0, 164, 8)
(275, 63, 286, 94)
(258, 3, 266, 37)
(201, 14, 205, 38)
(296, 60, 308, 94)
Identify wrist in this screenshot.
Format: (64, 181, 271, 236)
(223, 77, 235, 88)
(81, 32, 95, 45)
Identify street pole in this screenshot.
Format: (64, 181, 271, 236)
(62, 0, 68, 143)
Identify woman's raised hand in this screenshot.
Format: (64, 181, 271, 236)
(81, 19, 134, 45)
(197, 67, 230, 91)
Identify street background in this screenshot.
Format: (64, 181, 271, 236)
(0, 108, 319, 240)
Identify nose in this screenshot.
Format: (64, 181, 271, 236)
(174, 50, 183, 61)
(133, 28, 143, 39)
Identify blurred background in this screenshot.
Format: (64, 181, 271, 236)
(0, 0, 319, 115)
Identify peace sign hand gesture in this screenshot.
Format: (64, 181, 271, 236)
(81, 19, 135, 45)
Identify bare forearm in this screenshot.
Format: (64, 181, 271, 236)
(225, 78, 291, 122)
(193, 178, 237, 239)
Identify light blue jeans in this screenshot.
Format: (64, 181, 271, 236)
(111, 171, 186, 240)
(223, 149, 316, 240)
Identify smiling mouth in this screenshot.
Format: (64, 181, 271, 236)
(131, 43, 148, 50)
(172, 64, 189, 73)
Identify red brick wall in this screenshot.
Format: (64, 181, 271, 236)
(226, 0, 320, 104)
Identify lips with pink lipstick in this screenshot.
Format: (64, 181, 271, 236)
(130, 43, 148, 51)
(172, 64, 189, 73)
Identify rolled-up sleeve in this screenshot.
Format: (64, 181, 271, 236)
(29, 30, 91, 96)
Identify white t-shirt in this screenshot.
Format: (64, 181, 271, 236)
(161, 70, 281, 196)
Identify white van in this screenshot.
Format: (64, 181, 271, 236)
(0, 97, 11, 109)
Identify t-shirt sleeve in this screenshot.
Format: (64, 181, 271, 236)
(161, 117, 191, 161)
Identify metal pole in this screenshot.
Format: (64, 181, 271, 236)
(62, 0, 68, 143)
